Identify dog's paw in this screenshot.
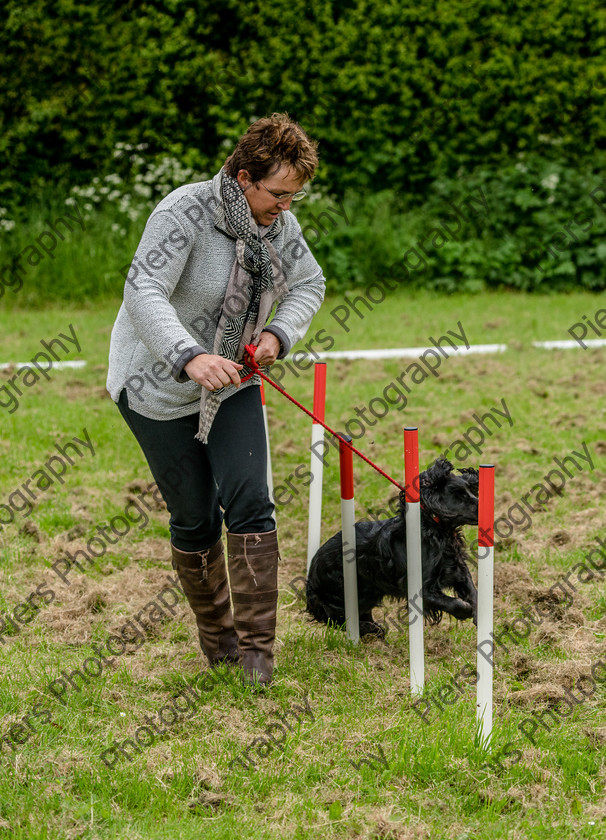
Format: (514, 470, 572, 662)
(451, 601, 474, 621)
(359, 620, 387, 639)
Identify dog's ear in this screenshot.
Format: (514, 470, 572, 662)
(420, 458, 454, 490)
(418, 458, 454, 519)
(458, 467, 479, 496)
(400, 459, 453, 513)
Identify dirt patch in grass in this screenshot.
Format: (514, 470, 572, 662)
(36, 562, 184, 644)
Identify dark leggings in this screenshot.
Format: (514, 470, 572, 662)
(116, 385, 275, 552)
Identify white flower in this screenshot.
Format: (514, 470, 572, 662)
(77, 186, 97, 199)
(541, 173, 559, 190)
(514, 162, 528, 173)
(133, 183, 153, 198)
(537, 134, 563, 146)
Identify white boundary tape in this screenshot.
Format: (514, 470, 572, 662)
(284, 339, 606, 361)
(296, 345, 507, 361)
(532, 339, 606, 349)
(0, 361, 87, 370)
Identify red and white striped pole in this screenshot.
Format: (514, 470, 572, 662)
(307, 362, 327, 572)
(404, 427, 424, 695)
(260, 381, 274, 505)
(339, 434, 359, 645)
(477, 464, 495, 747)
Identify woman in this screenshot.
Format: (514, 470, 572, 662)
(107, 113, 325, 687)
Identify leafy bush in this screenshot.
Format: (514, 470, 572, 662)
(294, 154, 606, 293)
(0, 147, 205, 304)
(3, 150, 605, 304)
(1, 0, 605, 206)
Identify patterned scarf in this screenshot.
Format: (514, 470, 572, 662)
(195, 169, 288, 443)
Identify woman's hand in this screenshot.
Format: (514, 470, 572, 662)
(184, 354, 243, 391)
(254, 332, 281, 366)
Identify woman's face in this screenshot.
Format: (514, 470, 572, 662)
(236, 164, 305, 226)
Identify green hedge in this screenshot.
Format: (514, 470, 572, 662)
(1, 0, 605, 206)
(2, 151, 605, 303)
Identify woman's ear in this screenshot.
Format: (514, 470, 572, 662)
(237, 169, 253, 191)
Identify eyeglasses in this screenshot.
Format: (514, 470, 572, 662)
(256, 180, 307, 202)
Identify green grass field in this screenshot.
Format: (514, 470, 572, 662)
(0, 288, 605, 839)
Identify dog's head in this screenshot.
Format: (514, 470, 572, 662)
(416, 459, 479, 526)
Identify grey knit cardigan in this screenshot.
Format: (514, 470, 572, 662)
(106, 171, 326, 420)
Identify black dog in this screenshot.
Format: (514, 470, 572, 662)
(306, 459, 479, 637)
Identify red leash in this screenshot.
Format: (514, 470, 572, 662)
(243, 344, 405, 493)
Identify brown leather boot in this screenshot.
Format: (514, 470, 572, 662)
(171, 540, 239, 667)
(226, 529, 280, 688)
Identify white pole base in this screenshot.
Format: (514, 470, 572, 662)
(476, 545, 494, 747)
(307, 425, 325, 572)
(262, 404, 274, 504)
(341, 496, 359, 645)
(405, 499, 424, 695)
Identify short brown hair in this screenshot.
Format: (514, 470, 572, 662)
(224, 113, 319, 183)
